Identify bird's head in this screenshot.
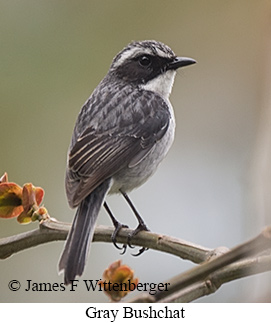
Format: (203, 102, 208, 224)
(109, 40, 196, 98)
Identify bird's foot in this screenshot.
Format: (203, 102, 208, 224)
(128, 222, 150, 256)
(111, 221, 129, 254)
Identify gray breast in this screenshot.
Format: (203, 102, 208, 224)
(110, 103, 175, 194)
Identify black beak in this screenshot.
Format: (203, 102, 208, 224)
(167, 57, 196, 71)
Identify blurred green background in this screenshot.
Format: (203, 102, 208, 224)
(1, 0, 270, 302)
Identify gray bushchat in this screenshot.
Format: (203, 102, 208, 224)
(59, 40, 196, 284)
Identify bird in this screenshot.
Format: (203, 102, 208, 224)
(58, 40, 196, 284)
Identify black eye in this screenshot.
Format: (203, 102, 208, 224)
(138, 55, 152, 67)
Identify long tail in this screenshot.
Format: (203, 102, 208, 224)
(58, 179, 111, 284)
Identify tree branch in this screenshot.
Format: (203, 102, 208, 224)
(156, 254, 271, 302)
(130, 253, 271, 303)
(130, 227, 271, 302)
(0, 218, 213, 263)
(1, 218, 270, 303)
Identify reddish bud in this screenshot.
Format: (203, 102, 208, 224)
(0, 172, 45, 223)
(0, 182, 23, 218)
(98, 260, 139, 302)
(21, 183, 44, 212)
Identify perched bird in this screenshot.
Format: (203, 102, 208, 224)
(59, 40, 196, 284)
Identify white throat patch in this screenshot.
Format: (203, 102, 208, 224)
(140, 70, 176, 99)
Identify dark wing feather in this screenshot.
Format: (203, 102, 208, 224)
(66, 82, 170, 208)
